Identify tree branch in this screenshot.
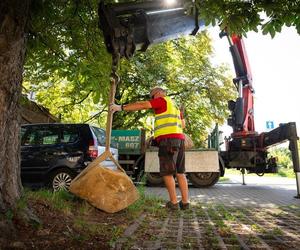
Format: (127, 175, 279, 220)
(83, 107, 107, 123)
(58, 90, 92, 109)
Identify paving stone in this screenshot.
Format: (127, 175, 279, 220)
(116, 179, 300, 249)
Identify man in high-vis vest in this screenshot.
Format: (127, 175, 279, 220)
(110, 86, 189, 210)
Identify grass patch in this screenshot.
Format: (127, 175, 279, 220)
(270, 227, 284, 236)
(277, 168, 295, 178)
(251, 224, 266, 234)
(215, 205, 236, 221)
(26, 189, 74, 214)
(126, 184, 166, 218)
(218, 176, 230, 182)
(109, 226, 124, 247)
(225, 168, 296, 178)
(73, 217, 85, 227)
(224, 169, 241, 175)
(246, 235, 260, 245)
(194, 204, 205, 217)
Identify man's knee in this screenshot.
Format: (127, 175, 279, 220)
(176, 173, 186, 180)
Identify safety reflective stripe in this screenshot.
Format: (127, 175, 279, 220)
(154, 122, 182, 132)
(155, 114, 181, 121)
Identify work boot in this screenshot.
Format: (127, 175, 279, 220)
(179, 200, 190, 210)
(165, 201, 179, 210)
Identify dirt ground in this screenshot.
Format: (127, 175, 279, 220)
(0, 192, 134, 250)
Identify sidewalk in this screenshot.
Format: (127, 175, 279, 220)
(146, 174, 300, 207)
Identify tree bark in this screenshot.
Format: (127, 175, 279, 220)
(0, 0, 30, 212)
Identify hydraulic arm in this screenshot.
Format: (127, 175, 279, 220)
(219, 31, 255, 136)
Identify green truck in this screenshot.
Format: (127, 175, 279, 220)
(111, 129, 221, 187)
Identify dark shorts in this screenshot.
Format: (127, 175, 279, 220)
(158, 138, 185, 176)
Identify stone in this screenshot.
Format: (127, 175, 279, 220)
(69, 165, 139, 213)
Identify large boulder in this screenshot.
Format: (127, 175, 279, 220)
(70, 164, 139, 213)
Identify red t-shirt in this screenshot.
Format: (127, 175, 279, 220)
(149, 97, 185, 142)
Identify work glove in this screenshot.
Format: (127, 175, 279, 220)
(110, 104, 122, 112)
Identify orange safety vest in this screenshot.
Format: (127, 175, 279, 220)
(154, 96, 183, 138)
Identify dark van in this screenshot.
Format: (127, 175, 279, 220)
(20, 123, 118, 191)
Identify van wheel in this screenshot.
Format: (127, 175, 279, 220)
(49, 169, 76, 192)
(146, 173, 164, 186)
(188, 172, 220, 188)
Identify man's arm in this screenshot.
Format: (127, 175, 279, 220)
(110, 101, 152, 112)
(181, 118, 186, 129)
(123, 101, 152, 111)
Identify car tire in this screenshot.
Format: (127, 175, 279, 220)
(48, 168, 76, 192)
(146, 173, 164, 186)
(188, 172, 220, 188)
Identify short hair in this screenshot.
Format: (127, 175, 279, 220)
(150, 86, 166, 98)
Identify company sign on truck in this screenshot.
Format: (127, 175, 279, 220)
(111, 130, 145, 155)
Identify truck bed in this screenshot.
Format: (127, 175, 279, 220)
(145, 149, 219, 173)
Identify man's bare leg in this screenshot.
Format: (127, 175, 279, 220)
(176, 173, 189, 204)
(163, 175, 178, 204)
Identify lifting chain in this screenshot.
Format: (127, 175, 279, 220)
(109, 51, 120, 111)
(105, 52, 120, 153)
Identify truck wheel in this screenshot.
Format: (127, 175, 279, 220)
(146, 173, 164, 186)
(48, 168, 76, 192)
(188, 172, 220, 188)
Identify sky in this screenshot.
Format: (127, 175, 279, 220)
(208, 26, 300, 137)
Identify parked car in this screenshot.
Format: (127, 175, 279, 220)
(20, 123, 118, 191)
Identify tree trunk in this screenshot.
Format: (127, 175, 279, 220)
(0, 0, 30, 212)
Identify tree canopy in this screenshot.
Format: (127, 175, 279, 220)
(197, 0, 300, 37)
(23, 0, 300, 145)
(24, 0, 111, 124)
(23, 0, 237, 146)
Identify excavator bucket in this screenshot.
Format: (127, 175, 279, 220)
(98, 0, 204, 59)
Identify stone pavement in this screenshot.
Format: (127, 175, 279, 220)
(146, 174, 300, 207)
(114, 175, 300, 249)
(115, 205, 300, 249)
